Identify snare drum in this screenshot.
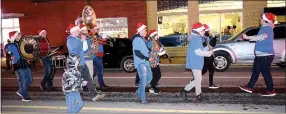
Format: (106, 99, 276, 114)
(52, 55, 66, 69)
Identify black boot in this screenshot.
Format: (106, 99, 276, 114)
(179, 89, 188, 101)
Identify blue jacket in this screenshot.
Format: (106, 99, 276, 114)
(186, 32, 204, 70)
(254, 25, 274, 55)
(84, 38, 96, 60)
(66, 35, 86, 66)
(132, 34, 150, 69)
(7, 43, 20, 64)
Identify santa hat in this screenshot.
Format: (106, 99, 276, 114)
(262, 13, 278, 24)
(9, 31, 20, 41)
(136, 22, 147, 33)
(203, 24, 210, 31)
(192, 22, 205, 32)
(66, 24, 80, 33)
(79, 24, 87, 31)
(149, 29, 158, 37)
(38, 29, 46, 35)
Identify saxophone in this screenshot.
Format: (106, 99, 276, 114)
(150, 37, 160, 68)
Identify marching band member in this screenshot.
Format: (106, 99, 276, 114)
(7, 31, 33, 101)
(66, 24, 104, 102)
(91, 26, 110, 90)
(239, 13, 277, 96)
(180, 22, 213, 101)
(38, 29, 55, 91)
(201, 24, 219, 89)
(132, 22, 153, 104)
(146, 29, 162, 94)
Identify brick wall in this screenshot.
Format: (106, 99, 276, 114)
(243, 0, 267, 28)
(2, 0, 147, 52)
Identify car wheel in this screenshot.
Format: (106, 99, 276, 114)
(120, 56, 136, 73)
(213, 52, 231, 72)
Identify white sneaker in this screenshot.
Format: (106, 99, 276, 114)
(92, 94, 105, 101)
(16, 92, 23, 99)
(149, 88, 155, 94)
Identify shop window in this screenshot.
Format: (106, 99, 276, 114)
(200, 12, 243, 42)
(1, 18, 21, 45)
(158, 15, 188, 47)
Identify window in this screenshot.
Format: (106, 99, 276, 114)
(274, 26, 286, 39)
(1, 18, 20, 45)
(245, 28, 259, 36)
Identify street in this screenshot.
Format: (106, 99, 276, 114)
(1, 65, 286, 113)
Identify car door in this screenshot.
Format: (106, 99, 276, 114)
(234, 28, 259, 63)
(273, 25, 286, 63)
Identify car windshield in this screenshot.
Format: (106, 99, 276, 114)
(227, 27, 260, 41)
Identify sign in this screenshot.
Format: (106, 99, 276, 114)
(96, 17, 128, 38)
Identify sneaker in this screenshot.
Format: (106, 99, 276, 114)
(149, 87, 160, 94)
(16, 91, 23, 99)
(239, 86, 253, 93)
(261, 90, 276, 97)
(140, 100, 147, 104)
(22, 97, 32, 102)
(209, 85, 219, 89)
(92, 94, 105, 101)
(179, 89, 188, 101)
(196, 94, 203, 101)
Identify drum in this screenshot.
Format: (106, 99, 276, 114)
(19, 35, 50, 61)
(52, 55, 66, 69)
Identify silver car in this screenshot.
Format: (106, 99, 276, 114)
(213, 24, 285, 72)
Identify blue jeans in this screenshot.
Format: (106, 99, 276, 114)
(41, 57, 54, 88)
(248, 55, 274, 92)
(137, 63, 152, 101)
(65, 92, 83, 113)
(93, 56, 105, 87)
(15, 68, 32, 99)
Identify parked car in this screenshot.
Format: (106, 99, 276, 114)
(213, 24, 285, 72)
(103, 38, 135, 73)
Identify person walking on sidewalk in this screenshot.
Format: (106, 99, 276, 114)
(180, 22, 213, 101)
(132, 22, 153, 104)
(7, 31, 33, 101)
(66, 24, 105, 102)
(201, 24, 219, 89)
(239, 13, 278, 97)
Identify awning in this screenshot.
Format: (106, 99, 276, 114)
(1, 13, 25, 19)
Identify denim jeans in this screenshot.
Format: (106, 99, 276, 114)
(93, 56, 105, 87)
(40, 57, 54, 88)
(65, 92, 83, 113)
(248, 55, 274, 92)
(15, 68, 32, 99)
(136, 63, 152, 101)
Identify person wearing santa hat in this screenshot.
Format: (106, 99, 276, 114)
(132, 22, 153, 104)
(90, 25, 110, 90)
(6, 31, 33, 101)
(66, 24, 105, 103)
(239, 13, 278, 97)
(180, 22, 213, 101)
(37, 29, 55, 91)
(201, 24, 219, 89)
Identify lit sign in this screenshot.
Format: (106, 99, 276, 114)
(96, 17, 128, 38)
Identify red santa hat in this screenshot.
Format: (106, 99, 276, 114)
(192, 22, 205, 32)
(79, 24, 87, 31)
(37, 29, 47, 35)
(66, 24, 80, 33)
(9, 31, 20, 41)
(262, 13, 278, 24)
(203, 24, 210, 31)
(149, 29, 158, 37)
(136, 22, 147, 33)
